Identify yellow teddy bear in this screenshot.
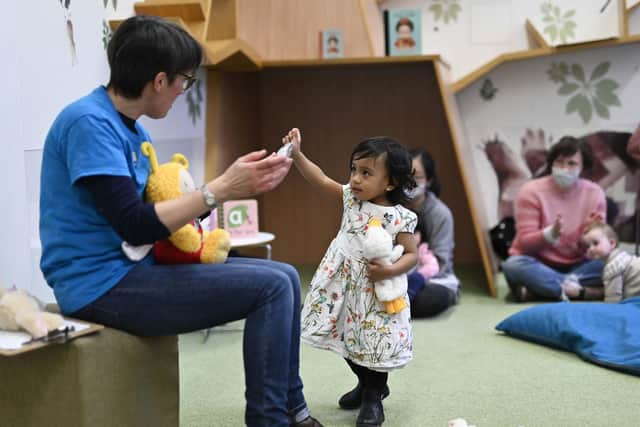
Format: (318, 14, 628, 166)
(141, 142, 231, 264)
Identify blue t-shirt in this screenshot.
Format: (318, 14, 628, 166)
(40, 86, 153, 314)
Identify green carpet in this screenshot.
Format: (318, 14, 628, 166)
(179, 265, 639, 427)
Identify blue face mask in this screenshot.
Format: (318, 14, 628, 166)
(552, 167, 580, 189)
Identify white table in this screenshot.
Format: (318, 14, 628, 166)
(229, 232, 275, 260)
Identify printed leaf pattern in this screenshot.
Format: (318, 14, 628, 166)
(102, 20, 112, 50)
(429, 0, 461, 24)
(480, 78, 498, 101)
(103, 0, 118, 10)
(186, 79, 203, 125)
(541, 2, 576, 44)
(547, 61, 620, 124)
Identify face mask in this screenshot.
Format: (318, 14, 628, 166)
(552, 167, 580, 189)
(405, 183, 427, 199)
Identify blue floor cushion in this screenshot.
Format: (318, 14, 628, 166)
(496, 297, 640, 376)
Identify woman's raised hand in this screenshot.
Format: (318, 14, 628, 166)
(213, 149, 292, 201)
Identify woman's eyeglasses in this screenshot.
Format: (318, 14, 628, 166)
(178, 72, 197, 91)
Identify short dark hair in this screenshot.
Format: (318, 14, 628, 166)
(544, 135, 594, 175)
(396, 17, 414, 32)
(409, 148, 441, 197)
(107, 15, 202, 99)
(350, 137, 416, 205)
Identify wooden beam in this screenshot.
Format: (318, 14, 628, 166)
(525, 19, 549, 48)
(204, 0, 238, 41)
(433, 61, 497, 296)
(134, 0, 205, 21)
(204, 39, 262, 71)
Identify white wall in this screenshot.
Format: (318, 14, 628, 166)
(3, 0, 206, 302)
(381, 0, 622, 82)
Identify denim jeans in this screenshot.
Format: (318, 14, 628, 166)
(501, 255, 604, 300)
(71, 257, 307, 427)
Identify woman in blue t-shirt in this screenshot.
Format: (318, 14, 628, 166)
(39, 15, 322, 427)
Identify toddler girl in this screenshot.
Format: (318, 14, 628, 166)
(282, 128, 417, 427)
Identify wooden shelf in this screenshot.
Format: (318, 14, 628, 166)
(262, 54, 440, 69)
(204, 39, 262, 71)
(452, 34, 640, 93)
(205, 58, 495, 295)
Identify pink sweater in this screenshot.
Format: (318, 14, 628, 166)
(508, 175, 606, 266)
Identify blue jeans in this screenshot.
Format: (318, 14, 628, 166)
(501, 255, 604, 300)
(71, 257, 307, 427)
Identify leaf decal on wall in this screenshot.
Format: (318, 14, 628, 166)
(186, 79, 203, 126)
(548, 60, 621, 123)
(429, 0, 461, 25)
(540, 1, 576, 44)
(102, 20, 112, 50)
(480, 78, 498, 101)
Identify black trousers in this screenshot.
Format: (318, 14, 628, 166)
(410, 284, 457, 318)
(344, 358, 388, 391)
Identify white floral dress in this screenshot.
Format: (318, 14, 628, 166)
(301, 185, 417, 370)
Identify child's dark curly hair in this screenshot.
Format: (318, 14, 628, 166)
(350, 136, 416, 205)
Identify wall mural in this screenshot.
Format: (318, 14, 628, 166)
(540, 1, 577, 44)
(429, 0, 462, 25)
(482, 128, 638, 243)
(548, 61, 621, 123)
(59, 0, 77, 65)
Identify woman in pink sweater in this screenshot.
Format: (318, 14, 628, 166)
(502, 136, 606, 302)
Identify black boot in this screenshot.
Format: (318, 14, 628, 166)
(355, 388, 385, 427)
(338, 382, 390, 409)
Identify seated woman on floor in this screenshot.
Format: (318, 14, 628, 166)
(501, 136, 606, 302)
(406, 148, 460, 317)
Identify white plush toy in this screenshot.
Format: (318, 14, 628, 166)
(0, 287, 64, 339)
(362, 217, 408, 314)
(448, 418, 477, 427)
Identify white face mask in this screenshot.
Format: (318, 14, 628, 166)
(405, 183, 427, 199)
(552, 167, 580, 189)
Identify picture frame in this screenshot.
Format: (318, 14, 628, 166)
(319, 29, 344, 59)
(384, 9, 422, 56)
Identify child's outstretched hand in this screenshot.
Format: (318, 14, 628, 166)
(282, 128, 302, 156)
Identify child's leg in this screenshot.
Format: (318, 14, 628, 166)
(357, 368, 387, 426)
(339, 359, 389, 410)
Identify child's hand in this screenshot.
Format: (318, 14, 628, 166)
(367, 261, 391, 282)
(584, 211, 604, 228)
(282, 128, 302, 155)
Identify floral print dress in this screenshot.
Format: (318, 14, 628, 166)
(301, 185, 417, 370)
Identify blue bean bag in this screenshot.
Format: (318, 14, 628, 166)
(495, 296, 640, 376)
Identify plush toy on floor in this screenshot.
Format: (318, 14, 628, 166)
(448, 418, 477, 427)
(134, 142, 231, 264)
(362, 217, 409, 314)
(0, 287, 64, 339)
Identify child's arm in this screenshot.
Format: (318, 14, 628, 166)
(603, 273, 623, 303)
(368, 232, 418, 282)
(283, 128, 342, 199)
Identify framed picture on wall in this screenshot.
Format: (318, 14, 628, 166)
(319, 29, 344, 59)
(384, 9, 422, 56)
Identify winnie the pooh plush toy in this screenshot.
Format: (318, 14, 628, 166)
(134, 142, 231, 264)
(0, 287, 64, 339)
(362, 217, 409, 314)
